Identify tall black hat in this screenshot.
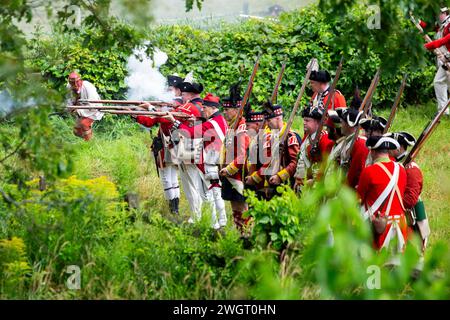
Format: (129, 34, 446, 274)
(167, 75, 184, 88)
(309, 70, 331, 83)
(222, 82, 243, 108)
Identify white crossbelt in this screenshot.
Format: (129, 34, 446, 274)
(361, 162, 399, 220)
(208, 119, 226, 142)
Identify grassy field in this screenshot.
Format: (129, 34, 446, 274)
(0, 101, 448, 299)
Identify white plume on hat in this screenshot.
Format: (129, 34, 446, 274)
(307, 58, 319, 72)
(184, 71, 195, 84)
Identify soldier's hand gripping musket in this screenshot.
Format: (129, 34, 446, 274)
(410, 12, 450, 70)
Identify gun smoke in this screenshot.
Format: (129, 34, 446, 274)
(125, 45, 174, 102)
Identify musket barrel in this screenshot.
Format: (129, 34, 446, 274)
(281, 58, 317, 146)
(67, 105, 150, 110)
(384, 74, 408, 134)
(78, 99, 173, 106)
(404, 100, 450, 165)
(101, 109, 192, 119)
(232, 55, 261, 131)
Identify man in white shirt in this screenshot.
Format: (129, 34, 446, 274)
(66, 72, 103, 141)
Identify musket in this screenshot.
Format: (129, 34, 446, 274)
(280, 58, 318, 148)
(258, 62, 287, 134)
(78, 99, 173, 107)
(383, 73, 408, 134)
(100, 110, 193, 119)
(257, 62, 288, 188)
(232, 55, 261, 131)
(310, 57, 344, 151)
(270, 61, 287, 104)
(410, 12, 450, 70)
(343, 69, 381, 163)
(67, 105, 153, 110)
(403, 100, 450, 166)
(267, 58, 317, 183)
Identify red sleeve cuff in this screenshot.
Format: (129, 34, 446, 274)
(419, 20, 427, 29)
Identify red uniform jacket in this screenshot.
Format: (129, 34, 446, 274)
(222, 118, 250, 183)
(403, 161, 423, 210)
(357, 159, 407, 216)
(357, 159, 408, 250)
(251, 125, 300, 185)
(347, 137, 369, 189)
(136, 98, 203, 128)
(136, 98, 204, 168)
(304, 130, 334, 162)
(178, 111, 228, 161)
(311, 89, 346, 110)
(424, 19, 450, 51)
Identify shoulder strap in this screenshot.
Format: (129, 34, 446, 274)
(191, 101, 203, 116)
(362, 162, 399, 220)
(208, 119, 226, 142)
(377, 162, 406, 212)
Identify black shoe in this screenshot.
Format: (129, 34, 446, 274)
(172, 197, 179, 215)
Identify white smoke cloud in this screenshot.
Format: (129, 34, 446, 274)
(0, 90, 15, 116)
(125, 45, 175, 102)
(0, 90, 37, 117)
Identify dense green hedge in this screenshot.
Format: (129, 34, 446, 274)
(29, 4, 436, 110)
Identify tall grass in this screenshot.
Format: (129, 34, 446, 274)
(0, 102, 448, 299)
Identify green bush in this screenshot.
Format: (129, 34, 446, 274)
(27, 5, 435, 109)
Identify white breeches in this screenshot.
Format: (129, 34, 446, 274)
(178, 164, 204, 219)
(158, 165, 180, 200)
(206, 186, 227, 226)
(434, 61, 450, 114)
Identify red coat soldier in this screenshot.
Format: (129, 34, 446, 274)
(309, 70, 346, 110)
(136, 75, 205, 221)
(247, 103, 300, 200)
(294, 105, 334, 190)
(360, 115, 388, 166)
(387, 132, 430, 251)
(357, 135, 407, 253)
(336, 108, 369, 189)
(219, 83, 250, 233)
(422, 7, 450, 116)
(244, 110, 265, 195)
(166, 93, 228, 229)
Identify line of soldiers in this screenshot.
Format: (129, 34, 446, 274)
(67, 67, 433, 257)
(129, 69, 431, 255)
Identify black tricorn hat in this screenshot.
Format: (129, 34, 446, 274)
(309, 70, 331, 83)
(327, 109, 342, 127)
(179, 82, 203, 94)
(360, 115, 387, 132)
(339, 108, 363, 127)
(167, 75, 184, 88)
(366, 135, 400, 150)
(385, 132, 416, 149)
(301, 104, 324, 120)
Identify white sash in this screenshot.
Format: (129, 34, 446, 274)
(361, 162, 399, 220)
(208, 119, 226, 142)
